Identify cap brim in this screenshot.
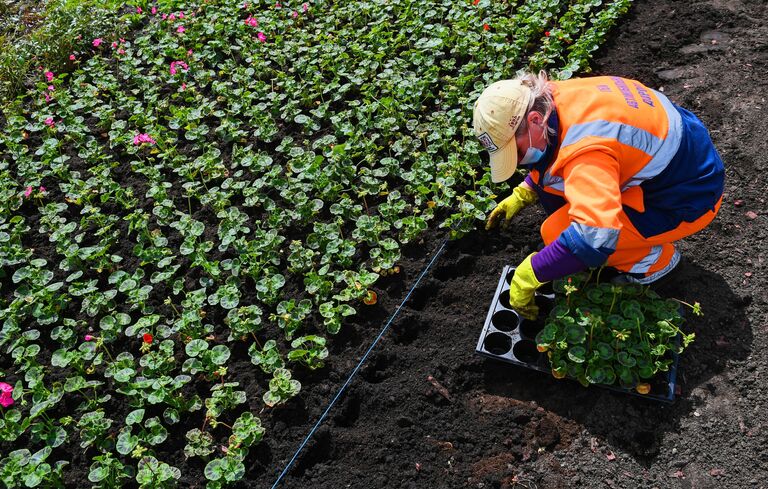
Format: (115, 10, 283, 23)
(489, 139, 518, 183)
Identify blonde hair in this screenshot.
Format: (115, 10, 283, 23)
(516, 71, 556, 144)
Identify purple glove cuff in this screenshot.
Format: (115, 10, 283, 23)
(524, 174, 536, 188)
(530, 239, 588, 282)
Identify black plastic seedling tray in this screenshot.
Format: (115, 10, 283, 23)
(475, 265, 679, 403)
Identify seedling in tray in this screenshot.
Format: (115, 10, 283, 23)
(476, 266, 698, 403)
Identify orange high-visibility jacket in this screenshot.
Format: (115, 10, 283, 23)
(524, 76, 724, 267)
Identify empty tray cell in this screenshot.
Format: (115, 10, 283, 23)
(483, 332, 513, 355)
(512, 340, 539, 363)
(499, 290, 512, 309)
(491, 310, 520, 332)
(520, 320, 544, 339)
(505, 270, 515, 285)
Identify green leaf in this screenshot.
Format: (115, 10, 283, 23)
(210, 345, 231, 365)
(567, 346, 586, 363)
(186, 339, 208, 357)
(565, 324, 587, 344)
(126, 409, 145, 425)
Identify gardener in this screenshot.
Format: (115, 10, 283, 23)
(474, 72, 724, 320)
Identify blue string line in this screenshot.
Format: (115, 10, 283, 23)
(271, 237, 450, 488)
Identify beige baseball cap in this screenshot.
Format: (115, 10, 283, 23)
(472, 80, 532, 183)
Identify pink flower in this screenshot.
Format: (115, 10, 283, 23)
(275, 2, 281, 7)
(136, 6, 142, 13)
(169, 60, 188, 75)
(181, 82, 187, 91)
(44, 117, 54, 127)
(169, 13, 175, 20)
(118, 48, 125, 55)
(84, 335, 95, 341)
(45, 71, 54, 82)
(177, 25, 185, 33)
(111, 41, 118, 48)
(243, 2, 249, 8)
(120, 38, 125, 43)
(245, 16, 258, 27)
(47, 85, 54, 91)
(39, 186, 46, 193)
(133, 133, 157, 145)
(0, 382, 13, 408)
(69, 54, 76, 61)
(151, 6, 157, 14)
(24, 186, 33, 198)
(302, 2, 308, 11)
(292, 10, 298, 18)
(179, 11, 184, 18)
(93, 38, 103, 47)
(187, 49, 193, 55)
(45, 92, 52, 103)
(257, 31, 267, 42)
(162, 13, 168, 19)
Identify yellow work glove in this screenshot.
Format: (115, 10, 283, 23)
(485, 184, 538, 230)
(508, 253, 546, 320)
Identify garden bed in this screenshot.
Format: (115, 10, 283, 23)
(1, 0, 766, 487)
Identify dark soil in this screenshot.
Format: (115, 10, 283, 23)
(248, 1, 768, 488)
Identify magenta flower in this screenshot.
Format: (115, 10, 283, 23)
(45, 71, 54, 82)
(177, 25, 185, 33)
(169, 60, 189, 75)
(69, 54, 76, 61)
(111, 41, 118, 48)
(84, 334, 95, 341)
(44, 118, 54, 127)
(275, 2, 281, 7)
(24, 186, 33, 198)
(302, 2, 309, 11)
(118, 48, 125, 55)
(179, 11, 184, 18)
(187, 49, 193, 55)
(162, 13, 168, 19)
(151, 6, 157, 14)
(169, 13, 175, 20)
(47, 85, 54, 91)
(133, 133, 157, 145)
(45, 92, 52, 103)
(0, 382, 13, 408)
(181, 82, 187, 91)
(257, 31, 267, 42)
(245, 16, 258, 27)
(136, 6, 142, 13)
(39, 186, 46, 193)
(292, 10, 298, 18)
(93, 38, 103, 47)
(243, 2, 249, 8)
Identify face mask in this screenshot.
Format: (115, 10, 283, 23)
(519, 124, 545, 166)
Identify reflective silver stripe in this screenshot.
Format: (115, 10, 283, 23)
(629, 245, 663, 274)
(559, 89, 683, 191)
(630, 248, 681, 285)
(571, 222, 619, 251)
(541, 172, 565, 191)
(622, 91, 683, 189)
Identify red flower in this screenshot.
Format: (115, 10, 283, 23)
(483, 23, 490, 31)
(143, 333, 154, 344)
(473, 0, 480, 5)
(544, 31, 551, 37)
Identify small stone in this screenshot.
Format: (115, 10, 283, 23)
(734, 199, 745, 207)
(746, 211, 758, 219)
